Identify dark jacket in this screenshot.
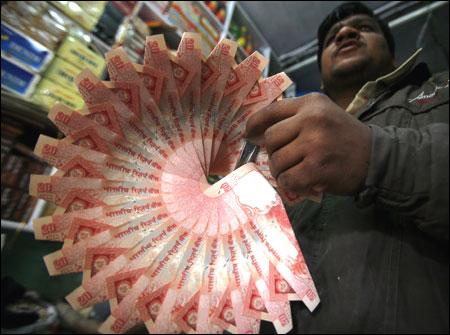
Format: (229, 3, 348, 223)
(289, 63, 449, 333)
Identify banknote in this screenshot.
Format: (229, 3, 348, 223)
(171, 32, 206, 173)
(66, 220, 177, 310)
(200, 39, 237, 173)
(34, 135, 159, 182)
(29, 175, 160, 211)
(211, 52, 268, 166)
(210, 73, 293, 176)
(99, 229, 191, 334)
(29, 33, 320, 335)
(33, 199, 165, 242)
(105, 47, 176, 153)
(48, 104, 160, 171)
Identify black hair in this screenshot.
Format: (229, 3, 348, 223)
(317, 2, 395, 70)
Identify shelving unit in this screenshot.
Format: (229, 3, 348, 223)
(1, 219, 34, 234)
(134, 1, 275, 67)
(1, 91, 53, 130)
(143, 1, 184, 38)
(45, 1, 114, 57)
(136, 1, 183, 53)
(1, 89, 57, 233)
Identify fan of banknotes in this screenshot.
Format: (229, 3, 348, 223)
(29, 33, 319, 334)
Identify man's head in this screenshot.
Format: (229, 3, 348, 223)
(317, 2, 396, 94)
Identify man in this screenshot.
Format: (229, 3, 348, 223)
(246, 2, 449, 333)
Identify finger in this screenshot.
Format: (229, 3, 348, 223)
(269, 135, 305, 179)
(245, 97, 302, 143)
(264, 115, 301, 155)
(277, 159, 323, 194)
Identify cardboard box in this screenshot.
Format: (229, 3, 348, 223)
(52, 1, 100, 31)
(57, 36, 105, 77)
(32, 78, 84, 110)
(45, 56, 82, 92)
(1, 57, 41, 98)
(1, 22, 54, 72)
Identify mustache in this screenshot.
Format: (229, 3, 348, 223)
(333, 39, 364, 57)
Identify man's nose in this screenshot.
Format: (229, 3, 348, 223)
(335, 25, 360, 45)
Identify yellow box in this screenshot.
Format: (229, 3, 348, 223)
(75, 1, 107, 21)
(32, 78, 84, 110)
(57, 36, 105, 77)
(52, 1, 99, 31)
(44, 56, 82, 92)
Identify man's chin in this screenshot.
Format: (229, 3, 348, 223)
(332, 56, 371, 78)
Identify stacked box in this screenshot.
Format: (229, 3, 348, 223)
(1, 22, 54, 73)
(52, 1, 106, 31)
(56, 36, 105, 77)
(32, 78, 84, 110)
(44, 56, 82, 92)
(1, 57, 41, 98)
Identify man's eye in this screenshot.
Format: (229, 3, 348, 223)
(325, 34, 336, 46)
(359, 24, 373, 31)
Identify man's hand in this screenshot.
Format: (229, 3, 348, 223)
(245, 93, 372, 196)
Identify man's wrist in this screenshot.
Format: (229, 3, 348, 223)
(355, 124, 385, 207)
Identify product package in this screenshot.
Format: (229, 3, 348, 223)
(1, 22, 54, 73)
(32, 78, 84, 110)
(1, 57, 41, 98)
(57, 36, 105, 77)
(44, 56, 82, 92)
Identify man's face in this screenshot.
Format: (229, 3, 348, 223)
(321, 14, 394, 86)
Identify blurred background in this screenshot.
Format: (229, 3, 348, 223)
(1, 1, 448, 333)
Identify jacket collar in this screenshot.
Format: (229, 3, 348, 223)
(346, 49, 423, 115)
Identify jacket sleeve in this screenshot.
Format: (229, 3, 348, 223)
(357, 122, 449, 240)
